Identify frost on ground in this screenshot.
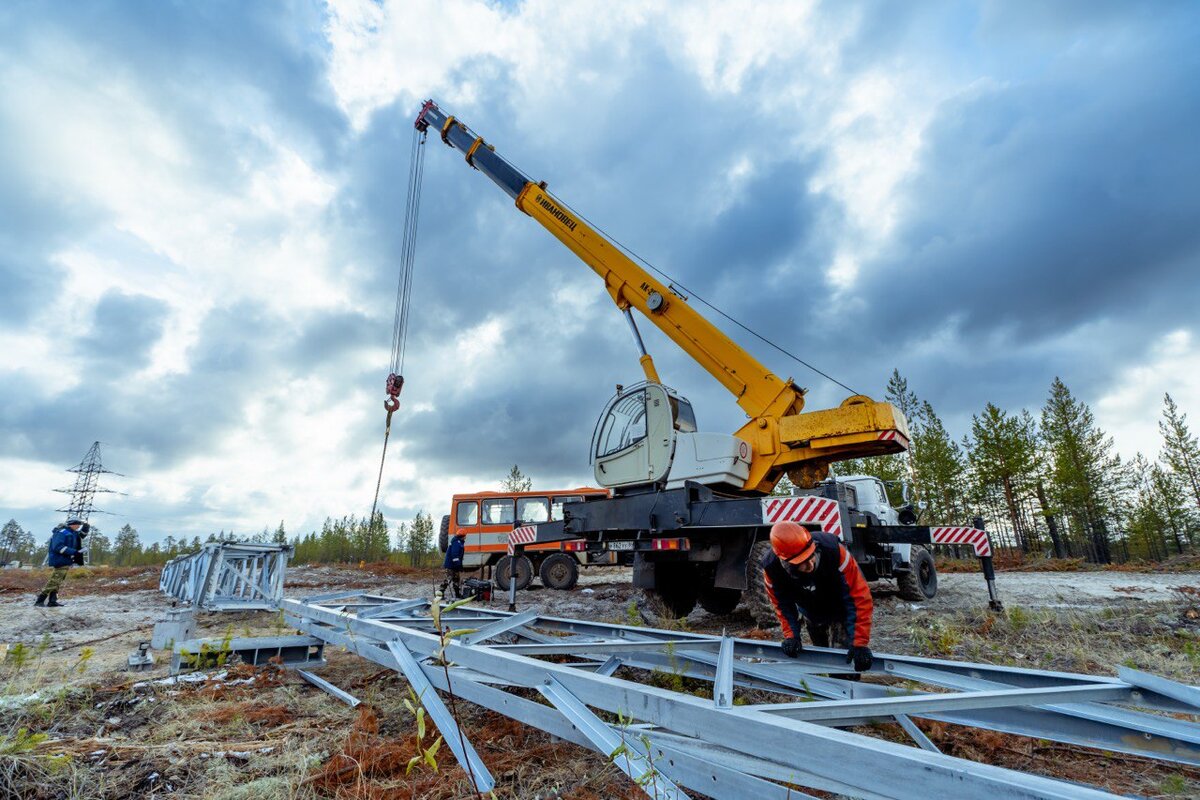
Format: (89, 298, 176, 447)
(1, 562, 1198, 799)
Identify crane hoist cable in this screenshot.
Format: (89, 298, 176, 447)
(489, 144, 862, 398)
(369, 124, 428, 525)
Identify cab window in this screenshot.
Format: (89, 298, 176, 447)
(517, 497, 550, 523)
(551, 495, 583, 521)
(596, 390, 647, 458)
(481, 498, 515, 525)
(455, 501, 479, 527)
(670, 396, 697, 433)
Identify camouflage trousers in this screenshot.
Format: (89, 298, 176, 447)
(41, 567, 69, 594)
(440, 569, 462, 599)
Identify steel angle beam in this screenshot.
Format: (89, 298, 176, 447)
(754, 683, 1132, 721)
(286, 615, 788, 800)
(297, 669, 361, 707)
(385, 639, 495, 793)
(884, 662, 1200, 765)
(641, 730, 865, 800)
(357, 598, 430, 619)
(490, 638, 724, 656)
(894, 714, 940, 752)
(283, 599, 1121, 799)
(713, 635, 734, 708)
(539, 677, 690, 800)
(1118, 666, 1200, 710)
(595, 656, 623, 677)
(459, 609, 538, 645)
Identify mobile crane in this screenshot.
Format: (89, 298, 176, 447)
(414, 100, 1002, 620)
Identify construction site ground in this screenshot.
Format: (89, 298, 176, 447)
(2, 562, 1198, 799)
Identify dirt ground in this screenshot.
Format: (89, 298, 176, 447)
(2, 562, 1198, 799)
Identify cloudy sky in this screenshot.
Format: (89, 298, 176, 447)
(2, 0, 1198, 546)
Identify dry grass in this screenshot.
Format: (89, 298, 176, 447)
(897, 592, 1200, 681)
(937, 552, 1200, 574)
(0, 565, 161, 595)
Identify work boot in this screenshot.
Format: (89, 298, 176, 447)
(46, 592, 63, 608)
(33, 593, 47, 607)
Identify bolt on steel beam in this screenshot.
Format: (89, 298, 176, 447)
(280, 592, 1200, 799)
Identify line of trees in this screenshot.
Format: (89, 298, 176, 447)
(0, 512, 444, 569)
(838, 371, 1200, 563)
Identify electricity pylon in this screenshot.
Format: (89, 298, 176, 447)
(53, 442, 123, 565)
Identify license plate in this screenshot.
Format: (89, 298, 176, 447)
(606, 540, 635, 551)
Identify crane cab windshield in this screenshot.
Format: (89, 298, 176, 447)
(591, 382, 684, 489)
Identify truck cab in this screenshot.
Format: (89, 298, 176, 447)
(823, 474, 935, 600)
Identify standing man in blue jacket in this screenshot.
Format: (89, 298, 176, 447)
(440, 530, 466, 599)
(36, 518, 88, 607)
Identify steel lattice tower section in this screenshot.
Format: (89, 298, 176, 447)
(54, 441, 122, 564)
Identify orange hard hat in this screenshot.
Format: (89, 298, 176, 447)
(770, 521, 816, 565)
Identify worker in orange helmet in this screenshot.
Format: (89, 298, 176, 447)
(762, 520, 874, 672)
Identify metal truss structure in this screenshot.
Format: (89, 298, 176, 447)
(160, 542, 291, 611)
(282, 591, 1200, 800)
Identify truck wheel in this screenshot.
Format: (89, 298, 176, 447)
(649, 562, 698, 618)
(698, 586, 742, 616)
(494, 554, 533, 592)
(747, 541, 780, 629)
(539, 553, 579, 590)
(438, 515, 450, 554)
(897, 547, 937, 600)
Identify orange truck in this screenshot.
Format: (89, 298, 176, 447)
(439, 488, 611, 591)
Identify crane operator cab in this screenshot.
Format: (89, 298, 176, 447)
(590, 382, 751, 492)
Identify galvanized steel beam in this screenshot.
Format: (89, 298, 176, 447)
(281, 593, 1200, 799)
(160, 542, 291, 611)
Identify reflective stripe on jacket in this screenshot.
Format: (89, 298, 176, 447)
(761, 531, 874, 647)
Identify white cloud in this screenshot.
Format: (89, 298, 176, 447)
(1096, 329, 1200, 460)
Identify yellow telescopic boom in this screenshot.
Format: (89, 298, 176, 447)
(415, 101, 909, 491)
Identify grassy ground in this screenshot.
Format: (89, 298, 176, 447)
(2, 563, 1199, 798)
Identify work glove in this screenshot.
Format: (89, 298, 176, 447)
(780, 637, 804, 658)
(846, 645, 873, 672)
(81, 523, 90, 533)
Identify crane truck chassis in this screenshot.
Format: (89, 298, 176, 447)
(510, 474, 1003, 622)
(412, 100, 1003, 621)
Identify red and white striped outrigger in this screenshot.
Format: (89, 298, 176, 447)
(930, 525, 992, 557)
(761, 496, 843, 537)
(507, 525, 538, 556)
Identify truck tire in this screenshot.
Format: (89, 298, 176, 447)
(494, 554, 533, 592)
(747, 541, 780, 629)
(438, 515, 450, 553)
(897, 546, 937, 600)
(539, 553, 579, 590)
(648, 562, 698, 618)
(698, 586, 742, 616)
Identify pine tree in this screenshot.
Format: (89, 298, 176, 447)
(0, 519, 22, 564)
(910, 401, 967, 524)
(114, 524, 142, 566)
(967, 405, 1040, 552)
(502, 465, 533, 492)
(272, 520, 288, 545)
(1150, 462, 1197, 554)
(1040, 378, 1123, 563)
(406, 511, 434, 567)
(88, 529, 112, 564)
(1159, 393, 1200, 514)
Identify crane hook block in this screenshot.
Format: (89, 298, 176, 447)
(384, 372, 404, 413)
